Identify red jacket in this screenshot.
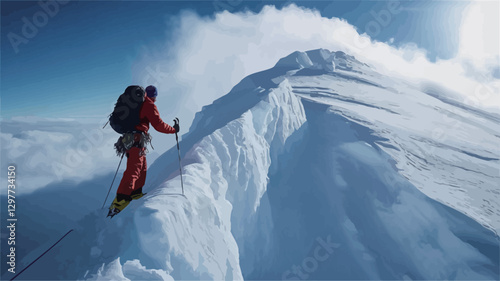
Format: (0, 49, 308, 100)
(135, 96, 176, 134)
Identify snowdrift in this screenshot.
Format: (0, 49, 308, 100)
(4, 49, 499, 280)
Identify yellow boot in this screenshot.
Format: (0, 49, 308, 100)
(130, 188, 146, 200)
(131, 192, 146, 200)
(107, 197, 131, 218)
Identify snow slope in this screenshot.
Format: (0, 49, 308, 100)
(4, 49, 498, 280)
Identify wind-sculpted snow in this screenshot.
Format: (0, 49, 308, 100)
(76, 81, 306, 280)
(245, 99, 498, 280)
(6, 49, 498, 280)
(82, 49, 497, 280)
(289, 74, 500, 236)
(274, 49, 366, 73)
(4, 79, 306, 280)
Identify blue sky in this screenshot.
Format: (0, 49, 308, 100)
(1, 0, 469, 119)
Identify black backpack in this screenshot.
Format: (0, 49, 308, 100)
(109, 85, 145, 134)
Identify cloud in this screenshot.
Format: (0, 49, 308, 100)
(133, 3, 499, 135)
(5, 3, 498, 194)
(459, 1, 499, 65)
(0, 117, 124, 194)
(457, 0, 500, 86)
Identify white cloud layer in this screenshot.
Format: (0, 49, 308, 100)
(1, 117, 132, 194)
(1, 115, 165, 194)
(459, 1, 499, 66)
(4, 3, 498, 194)
(135, 3, 499, 135)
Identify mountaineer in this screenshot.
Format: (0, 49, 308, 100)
(107, 85, 179, 217)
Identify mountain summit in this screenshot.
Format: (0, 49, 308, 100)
(8, 49, 499, 280)
(275, 48, 366, 73)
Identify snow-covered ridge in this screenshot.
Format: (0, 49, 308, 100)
(183, 79, 306, 254)
(8, 78, 307, 280)
(86, 80, 306, 280)
(87, 48, 498, 280)
(274, 48, 367, 73)
(6, 49, 498, 280)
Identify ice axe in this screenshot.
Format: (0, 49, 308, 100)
(174, 117, 184, 196)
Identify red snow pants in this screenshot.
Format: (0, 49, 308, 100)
(117, 146, 147, 196)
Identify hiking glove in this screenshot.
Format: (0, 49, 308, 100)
(173, 123, 180, 133)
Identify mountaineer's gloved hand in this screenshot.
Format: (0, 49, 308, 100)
(173, 123, 180, 133)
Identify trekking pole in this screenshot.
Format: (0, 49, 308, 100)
(174, 118, 184, 196)
(101, 153, 125, 209)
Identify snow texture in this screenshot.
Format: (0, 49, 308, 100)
(3, 49, 498, 280)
